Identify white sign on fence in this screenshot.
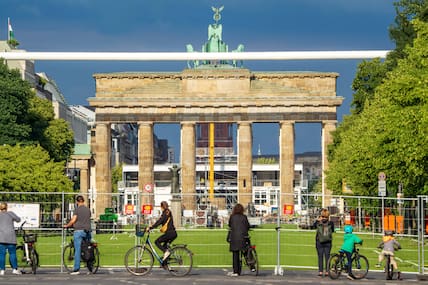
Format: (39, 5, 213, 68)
(8, 203, 40, 228)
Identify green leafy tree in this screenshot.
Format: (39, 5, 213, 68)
(0, 144, 73, 201)
(326, 20, 428, 197)
(0, 59, 32, 144)
(111, 163, 123, 194)
(42, 119, 75, 162)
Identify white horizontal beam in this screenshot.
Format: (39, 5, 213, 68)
(0, 50, 389, 61)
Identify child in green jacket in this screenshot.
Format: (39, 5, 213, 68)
(340, 225, 363, 280)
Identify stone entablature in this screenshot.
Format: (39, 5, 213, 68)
(89, 69, 342, 123)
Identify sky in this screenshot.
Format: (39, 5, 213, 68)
(0, 0, 397, 158)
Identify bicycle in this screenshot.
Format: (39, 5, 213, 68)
(124, 226, 193, 277)
(62, 229, 100, 274)
(381, 247, 401, 280)
(327, 245, 369, 280)
(240, 236, 259, 276)
(16, 221, 39, 274)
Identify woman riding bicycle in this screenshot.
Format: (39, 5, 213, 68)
(146, 201, 177, 262)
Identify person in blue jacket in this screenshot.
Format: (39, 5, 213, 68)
(340, 225, 362, 280)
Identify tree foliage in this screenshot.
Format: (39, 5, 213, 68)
(0, 60, 74, 162)
(326, 20, 428, 197)
(0, 145, 73, 200)
(0, 59, 33, 144)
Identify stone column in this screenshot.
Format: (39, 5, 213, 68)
(80, 167, 89, 196)
(180, 122, 196, 211)
(279, 121, 295, 208)
(93, 123, 111, 218)
(138, 122, 154, 209)
(237, 122, 252, 206)
(322, 121, 337, 208)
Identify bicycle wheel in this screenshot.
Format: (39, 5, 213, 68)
(351, 254, 369, 279)
(245, 247, 259, 276)
(62, 244, 75, 272)
(124, 245, 154, 276)
(167, 246, 193, 277)
(15, 245, 27, 273)
(385, 256, 393, 280)
(87, 247, 100, 274)
(327, 254, 342, 279)
(30, 249, 39, 274)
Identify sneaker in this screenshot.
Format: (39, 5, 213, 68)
(375, 263, 381, 268)
(251, 267, 256, 272)
(0, 270, 4, 276)
(12, 269, 21, 275)
(70, 270, 80, 275)
(227, 272, 239, 277)
(347, 274, 355, 280)
(162, 250, 171, 260)
(397, 271, 403, 280)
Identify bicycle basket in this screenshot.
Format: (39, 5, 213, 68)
(24, 234, 37, 243)
(135, 224, 146, 237)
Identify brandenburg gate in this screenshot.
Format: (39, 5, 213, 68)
(88, 8, 343, 216)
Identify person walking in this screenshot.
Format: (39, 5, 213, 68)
(63, 195, 91, 275)
(227, 203, 250, 277)
(313, 208, 335, 277)
(0, 202, 21, 275)
(146, 201, 177, 263)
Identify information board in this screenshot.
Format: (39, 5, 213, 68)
(8, 203, 40, 228)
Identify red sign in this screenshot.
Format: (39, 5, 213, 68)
(125, 204, 134, 215)
(283, 204, 294, 215)
(142, 204, 153, 215)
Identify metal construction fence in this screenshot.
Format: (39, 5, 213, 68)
(1, 191, 427, 275)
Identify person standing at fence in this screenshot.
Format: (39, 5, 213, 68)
(227, 203, 251, 277)
(63, 195, 91, 275)
(313, 208, 335, 277)
(146, 201, 177, 263)
(0, 202, 22, 275)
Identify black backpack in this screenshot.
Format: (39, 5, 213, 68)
(80, 240, 95, 262)
(317, 222, 333, 243)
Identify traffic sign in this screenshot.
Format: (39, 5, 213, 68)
(378, 180, 386, 197)
(144, 183, 153, 192)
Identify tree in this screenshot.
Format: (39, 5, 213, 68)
(111, 163, 123, 194)
(0, 59, 33, 144)
(350, 0, 428, 115)
(0, 60, 74, 162)
(0, 144, 73, 201)
(326, 20, 428, 197)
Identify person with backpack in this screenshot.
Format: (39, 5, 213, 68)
(313, 208, 335, 277)
(63, 195, 92, 275)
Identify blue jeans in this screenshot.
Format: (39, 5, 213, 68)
(0, 243, 18, 270)
(340, 250, 353, 274)
(73, 230, 91, 271)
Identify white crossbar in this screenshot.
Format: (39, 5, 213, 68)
(0, 50, 389, 61)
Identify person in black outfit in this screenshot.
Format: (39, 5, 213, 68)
(313, 208, 335, 277)
(227, 203, 250, 277)
(146, 201, 177, 262)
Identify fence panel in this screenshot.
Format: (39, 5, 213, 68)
(0, 191, 426, 274)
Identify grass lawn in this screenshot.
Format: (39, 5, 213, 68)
(18, 227, 422, 272)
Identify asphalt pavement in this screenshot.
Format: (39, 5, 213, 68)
(0, 267, 423, 285)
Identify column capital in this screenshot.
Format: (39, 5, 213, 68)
(181, 121, 196, 126)
(237, 121, 252, 126)
(137, 121, 153, 127)
(279, 120, 295, 126)
(322, 120, 337, 126)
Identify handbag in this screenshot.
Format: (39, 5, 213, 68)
(160, 217, 170, 233)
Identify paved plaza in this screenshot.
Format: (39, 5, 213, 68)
(0, 268, 422, 285)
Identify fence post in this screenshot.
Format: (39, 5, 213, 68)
(274, 189, 284, 276)
(61, 191, 65, 273)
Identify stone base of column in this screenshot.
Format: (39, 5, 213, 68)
(170, 198, 182, 229)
